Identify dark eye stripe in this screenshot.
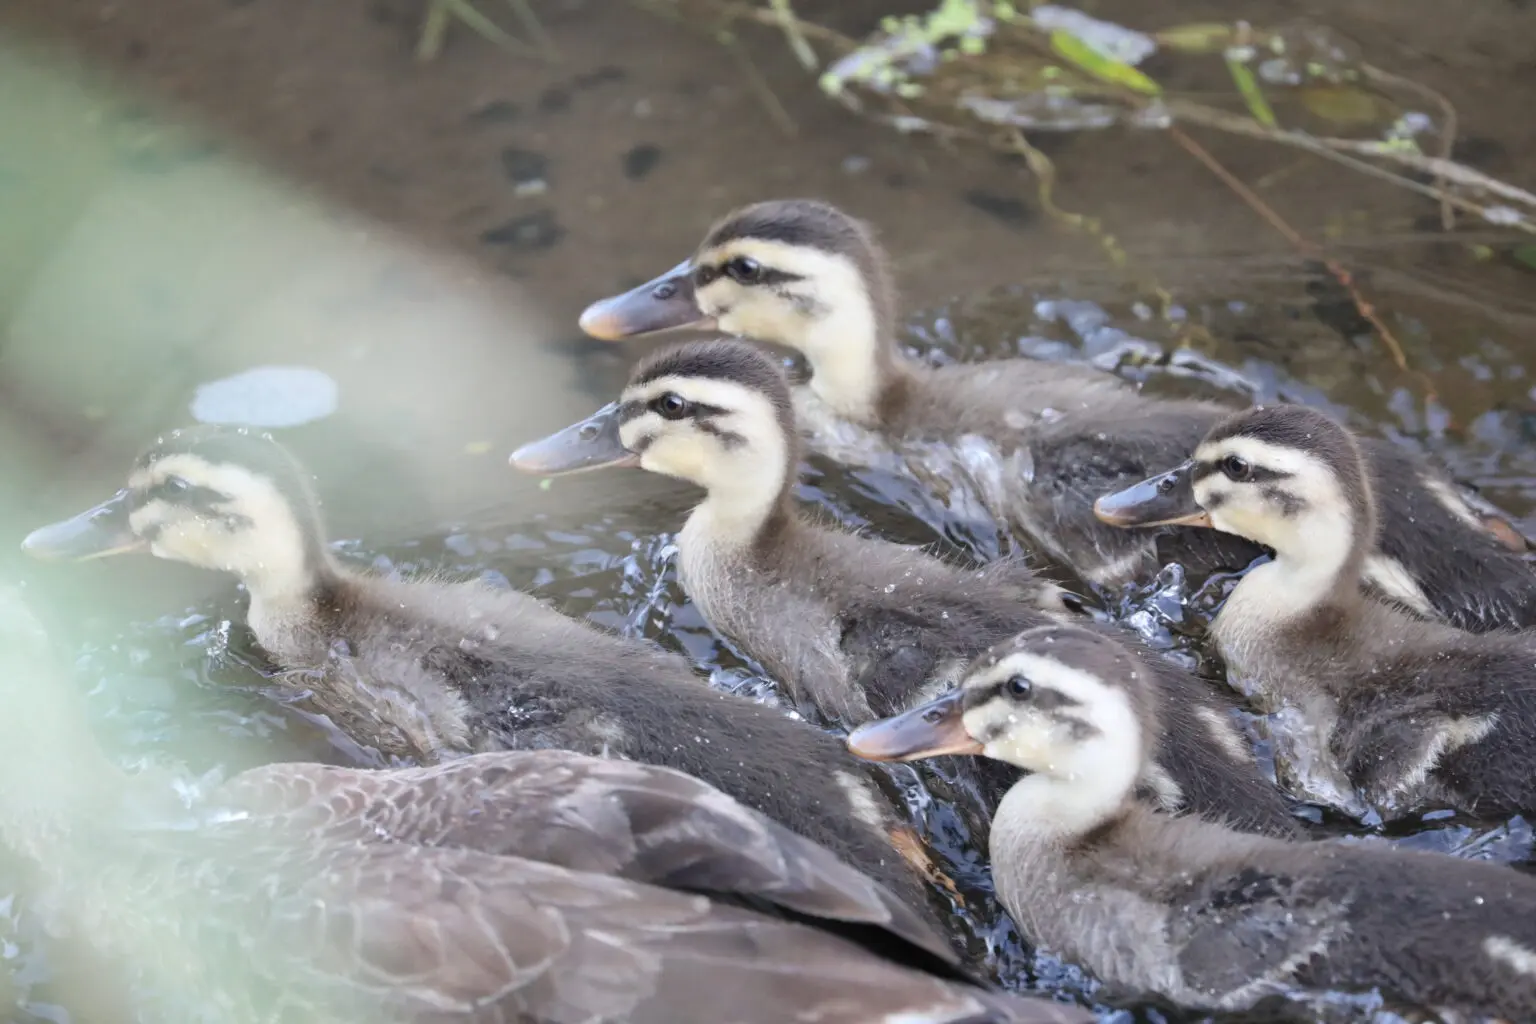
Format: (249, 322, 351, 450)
(696, 422, 747, 449)
(966, 678, 1080, 710)
(1262, 486, 1306, 518)
(139, 482, 229, 511)
(1191, 460, 1292, 484)
(694, 263, 803, 288)
(750, 267, 802, 287)
(623, 397, 733, 422)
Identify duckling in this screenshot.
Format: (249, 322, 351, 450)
(848, 623, 1536, 1019)
(577, 198, 1536, 632)
(1093, 403, 1536, 820)
(512, 337, 1298, 837)
(19, 425, 934, 913)
(0, 589, 1088, 1024)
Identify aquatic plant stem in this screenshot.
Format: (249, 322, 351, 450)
(1004, 127, 1188, 331)
(1362, 64, 1458, 231)
(768, 0, 819, 70)
(1165, 101, 1536, 234)
(505, 0, 560, 61)
(625, 1, 798, 137)
(416, 0, 543, 61)
(717, 28, 799, 137)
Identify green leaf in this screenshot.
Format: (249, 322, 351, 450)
(1154, 22, 1234, 54)
(1512, 244, 1536, 273)
(1226, 59, 1277, 128)
(1048, 30, 1161, 95)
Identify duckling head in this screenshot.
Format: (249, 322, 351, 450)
(1095, 404, 1375, 573)
(580, 199, 897, 421)
(848, 625, 1151, 819)
(22, 426, 327, 596)
(513, 339, 798, 543)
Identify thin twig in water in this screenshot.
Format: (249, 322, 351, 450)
(625, 0, 798, 137)
(1004, 128, 1196, 332)
(417, 0, 540, 61)
(1363, 64, 1458, 231)
(1168, 125, 1435, 403)
(717, 28, 799, 137)
(417, 0, 451, 61)
(768, 0, 819, 70)
(1166, 100, 1536, 230)
(505, 0, 560, 60)
(691, 0, 858, 52)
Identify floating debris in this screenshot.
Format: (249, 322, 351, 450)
(190, 366, 339, 428)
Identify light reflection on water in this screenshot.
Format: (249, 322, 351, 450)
(6, 291, 1536, 1023)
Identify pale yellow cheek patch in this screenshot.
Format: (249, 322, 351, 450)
(1208, 503, 1271, 541)
(966, 704, 1057, 768)
(640, 441, 713, 483)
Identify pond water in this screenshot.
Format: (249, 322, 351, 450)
(8, 287, 1536, 1023)
(4, 0, 1536, 1021)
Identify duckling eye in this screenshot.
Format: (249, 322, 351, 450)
(723, 256, 762, 284)
(1006, 674, 1033, 699)
(1219, 455, 1253, 482)
(159, 476, 191, 498)
(651, 392, 692, 420)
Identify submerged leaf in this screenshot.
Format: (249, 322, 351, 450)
(1048, 31, 1161, 95)
(1298, 84, 1391, 127)
(1226, 59, 1277, 128)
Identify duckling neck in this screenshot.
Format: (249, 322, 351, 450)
(682, 451, 795, 560)
(1220, 514, 1365, 632)
(801, 302, 915, 426)
(243, 551, 343, 640)
(994, 739, 1138, 843)
(988, 741, 1136, 899)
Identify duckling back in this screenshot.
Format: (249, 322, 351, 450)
(1298, 599, 1536, 818)
(257, 567, 938, 915)
(986, 768, 1536, 1017)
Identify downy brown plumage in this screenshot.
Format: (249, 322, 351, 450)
(1095, 403, 1536, 820)
(20, 425, 933, 912)
(0, 587, 1087, 1024)
(576, 198, 1536, 631)
(513, 338, 1298, 838)
(849, 623, 1536, 1018)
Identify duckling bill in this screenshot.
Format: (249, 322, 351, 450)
(578, 259, 706, 339)
(22, 488, 146, 560)
(1090, 463, 1210, 529)
(846, 690, 980, 761)
(512, 400, 639, 474)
